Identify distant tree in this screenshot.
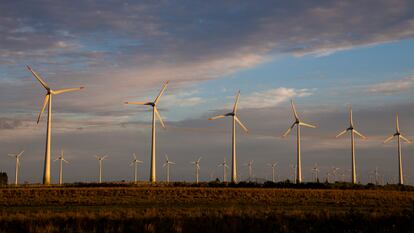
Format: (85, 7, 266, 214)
(0, 172, 7, 185)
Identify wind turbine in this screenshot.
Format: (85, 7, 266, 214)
(335, 106, 366, 184)
(54, 150, 69, 185)
(95, 155, 107, 183)
(245, 160, 254, 181)
(282, 100, 316, 183)
(163, 154, 175, 183)
(8, 150, 24, 185)
(312, 163, 320, 182)
(331, 166, 340, 182)
(209, 91, 248, 183)
(383, 114, 411, 185)
(267, 162, 278, 182)
(125, 81, 168, 183)
(28, 66, 84, 185)
(190, 157, 202, 184)
(218, 157, 229, 182)
(130, 153, 143, 183)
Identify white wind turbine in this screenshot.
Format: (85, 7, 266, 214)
(267, 162, 278, 182)
(130, 153, 143, 183)
(245, 160, 254, 181)
(95, 155, 107, 183)
(163, 154, 175, 183)
(282, 100, 316, 183)
(54, 150, 69, 185)
(125, 81, 169, 183)
(218, 157, 229, 182)
(383, 114, 411, 185)
(190, 157, 202, 184)
(335, 106, 366, 184)
(28, 66, 84, 185)
(209, 91, 248, 183)
(312, 163, 320, 182)
(8, 150, 24, 185)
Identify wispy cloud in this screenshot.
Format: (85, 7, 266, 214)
(366, 76, 414, 95)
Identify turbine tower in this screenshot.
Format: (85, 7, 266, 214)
(95, 155, 107, 183)
(383, 114, 411, 185)
(28, 66, 84, 185)
(54, 150, 69, 185)
(130, 153, 143, 183)
(335, 106, 366, 184)
(190, 157, 202, 184)
(209, 91, 248, 183)
(282, 100, 316, 183)
(125, 81, 169, 183)
(163, 154, 175, 183)
(8, 150, 24, 185)
(245, 160, 254, 181)
(267, 162, 278, 182)
(218, 157, 229, 182)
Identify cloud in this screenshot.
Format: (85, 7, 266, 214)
(239, 87, 313, 109)
(366, 76, 414, 95)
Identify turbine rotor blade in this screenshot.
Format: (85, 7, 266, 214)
(208, 115, 226, 120)
(235, 116, 248, 132)
(291, 99, 299, 120)
(154, 107, 166, 129)
(300, 122, 316, 128)
(17, 150, 24, 157)
(124, 101, 152, 105)
(133, 153, 137, 159)
(27, 66, 49, 90)
(233, 90, 240, 114)
(353, 129, 367, 139)
(400, 134, 411, 143)
(282, 122, 296, 138)
(37, 94, 50, 124)
(396, 113, 400, 133)
(63, 159, 70, 163)
(383, 135, 394, 144)
(154, 81, 169, 104)
(349, 105, 353, 127)
(336, 129, 347, 138)
(53, 87, 84, 95)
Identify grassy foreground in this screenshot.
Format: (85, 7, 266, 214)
(0, 184, 414, 233)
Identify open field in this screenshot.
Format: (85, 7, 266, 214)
(1, 184, 414, 233)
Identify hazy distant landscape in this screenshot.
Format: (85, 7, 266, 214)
(1, 182, 413, 233)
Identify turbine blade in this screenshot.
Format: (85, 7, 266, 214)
(124, 101, 151, 105)
(154, 81, 169, 104)
(233, 90, 240, 114)
(235, 116, 248, 132)
(336, 129, 347, 138)
(300, 122, 316, 128)
(396, 113, 400, 133)
(353, 129, 367, 139)
(197, 157, 202, 163)
(53, 87, 84, 95)
(129, 162, 134, 166)
(291, 99, 299, 120)
(102, 156, 108, 160)
(400, 134, 411, 143)
(349, 105, 353, 127)
(383, 135, 394, 144)
(17, 150, 24, 157)
(27, 66, 49, 90)
(133, 153, 137, 159)
(209, 115, 226, 120)
(137, 160, 143, 163)
(154, 107, 166, 129)
(54, 158, 59, 162)
(282, 123, 296, 138)
(63, 159, 70, 164)
(37, 94, 50, 124)
(165, 154, 169, 161)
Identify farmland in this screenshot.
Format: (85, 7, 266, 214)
(0, 184, 413, 233)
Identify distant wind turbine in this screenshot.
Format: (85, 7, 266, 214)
(130, 153, 143, 183)
(54, 150, 69, 185)
(163, 154, 175, 183)
(8, 150, 24, 185)
(190, 157, 202, 184)
(28, 66, 84, 185)
(245, 160, 254, 181)
(282, 100, 316, 183)
(125, 81, 168, 183)
(95, 155, 107, 183)
(209, 91, 248, 183)
(267, 162, 278, 182)
(383, 114, 411, 185)
(218, 157, 229, 182)
(312, 163, 320, 182)
(336, 106, 366, 184)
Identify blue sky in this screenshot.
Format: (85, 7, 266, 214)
(1, 0, 414, 184)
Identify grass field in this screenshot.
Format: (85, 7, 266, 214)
(1, 183, 414, 233)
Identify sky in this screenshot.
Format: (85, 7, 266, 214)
(1, 0, 414, 184)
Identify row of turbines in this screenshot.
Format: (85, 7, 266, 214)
(17, 66, 412, 185)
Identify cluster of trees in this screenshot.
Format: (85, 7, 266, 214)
(0, 172, 7, 185)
